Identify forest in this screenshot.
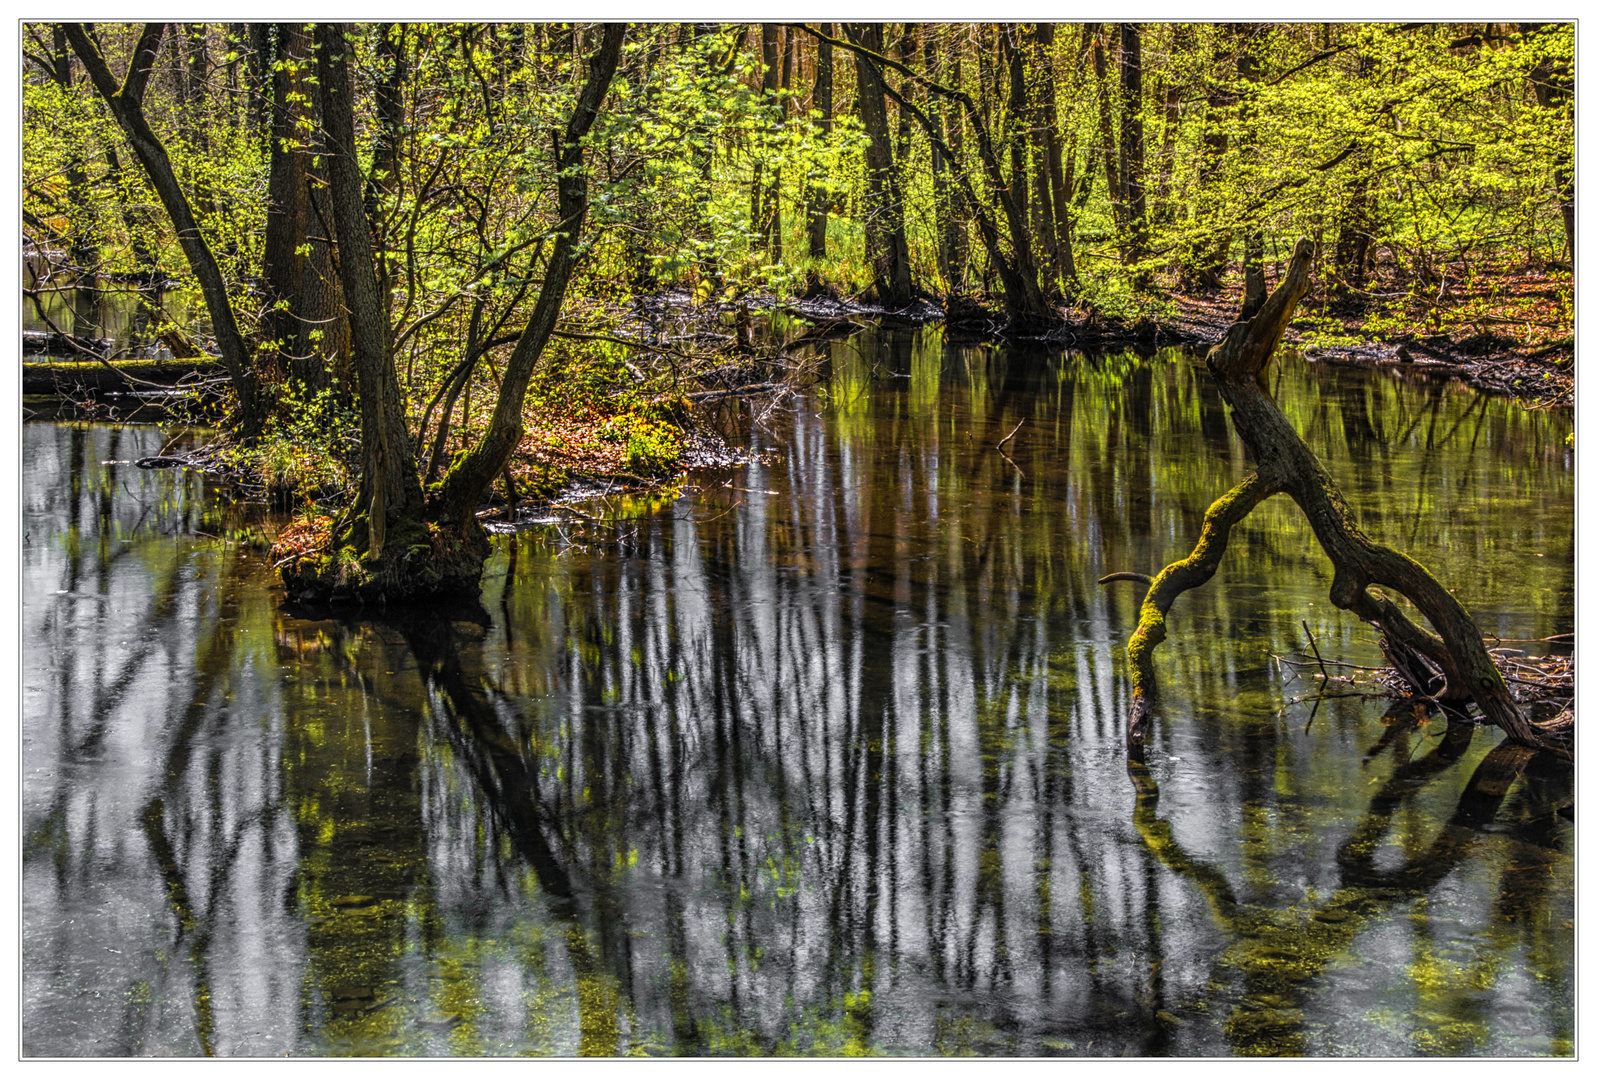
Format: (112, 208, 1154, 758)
(23, 25, 1574, 445)
(19, 21, 1576, 1058)
(22, 18, 1575, 724)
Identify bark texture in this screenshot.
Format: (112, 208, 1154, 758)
(314, 22, 426, 566)
(848, 23, 913, 307)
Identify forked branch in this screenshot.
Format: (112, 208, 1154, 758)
(1103, 238, 1569, 753)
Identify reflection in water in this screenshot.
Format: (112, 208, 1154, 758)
(22, 333, 1573, 1056)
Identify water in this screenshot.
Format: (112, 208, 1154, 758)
(21, 331, 1574, 1056)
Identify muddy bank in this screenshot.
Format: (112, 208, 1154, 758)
(626, 287, 1570, 406)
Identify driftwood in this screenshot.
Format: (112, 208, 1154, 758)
(1103, 238, 1571, 753)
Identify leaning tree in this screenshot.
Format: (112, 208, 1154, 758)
(1102, 239, 1572, 753)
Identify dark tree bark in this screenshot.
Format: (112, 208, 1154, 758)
(365, 23, 408, 325)
(259, 23, 312, 372)
(1333, 150, 1374, 295)
(64, 22, 263, 434)
(753, 25, 780, 257)
(313, 21, 425, 564)
(847, 23, 913, 306)
(1002, 25, 1030, 234)
(245, 23, 272, 137)
(1103, 239, 1568, 753)
(1090, 25, 1123, 231)
(803, 22, 834, 283)
(1029, 23, 1078, 296)
(1240, 229, 1267, 319)
(926, 30, 968, 293)
(1118, 23, 1148, 279)
(294, 98, 350, 393)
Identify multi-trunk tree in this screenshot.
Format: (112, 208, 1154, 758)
(61, 21, 625, 600)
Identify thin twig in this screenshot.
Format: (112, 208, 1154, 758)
(1301, 619, 1333, 682)
(996, 416, 1026, 451)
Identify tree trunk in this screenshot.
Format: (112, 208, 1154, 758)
(804, 22, 834, 286)
(1091, 25, 1123, 232)
(1240, 229, 1266, 319)
(753, 24, 779, 257)
(1118, 23, 1148, 280)
(295, 124, 350, 393)
(1103, 238, 1567, 753)
(365, 23, 407, 326)
(1002, 25, 1030, 243)
(849, 23, 914, 307)
(314, 21, 425, 567)
(260, 23, 311, 373)
(1029, 23, 1077, 296)
(926, 31, 966, 293)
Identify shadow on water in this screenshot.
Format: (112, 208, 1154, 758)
(21, 328, 1574, 1056)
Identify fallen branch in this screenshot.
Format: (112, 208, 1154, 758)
(1106, 237, 1569, 753)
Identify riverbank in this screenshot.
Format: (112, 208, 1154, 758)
(23, 259, 1572, 527)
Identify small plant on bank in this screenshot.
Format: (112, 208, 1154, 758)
(598, 410, 682, 474)
(232, 382, 359, 506)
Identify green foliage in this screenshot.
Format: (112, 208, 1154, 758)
(23, 19, 1573, 507)
(232, 381, 359, 504)
(598, 411, 681, 473)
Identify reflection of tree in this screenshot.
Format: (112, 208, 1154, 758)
(1127, 717, 1569, 1055)
(24, 424, 303, 1056)
(22, 348, 1573, 1057)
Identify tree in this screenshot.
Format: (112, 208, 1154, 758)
(847, 23, 913, 306)
(64, 23, 265, 433)
(1103, 238, 1570, 753)
(56, 21, 627, 602)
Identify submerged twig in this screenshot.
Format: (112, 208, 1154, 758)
(1301, 619, 1333, 683)
(996, 416, 1026, 451)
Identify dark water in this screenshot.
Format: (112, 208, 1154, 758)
(22, 331, 1574, 1057)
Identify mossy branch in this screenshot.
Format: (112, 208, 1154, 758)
(1106, 472, 1281, 748)
(1106, 236, 1570, 753)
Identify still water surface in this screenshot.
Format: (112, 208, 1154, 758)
(22, 331, 1574, 1056)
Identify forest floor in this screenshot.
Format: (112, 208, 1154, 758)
(1160, 260, 1574, 409)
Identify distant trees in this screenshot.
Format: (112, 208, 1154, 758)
(26, 22, 1573, 339)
